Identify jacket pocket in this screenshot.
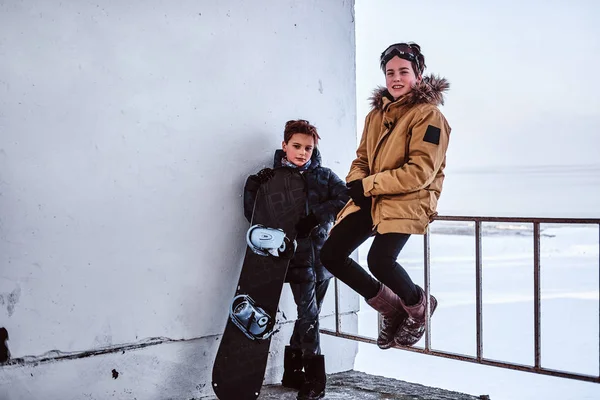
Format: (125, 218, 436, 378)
(379, 192, 425, 221)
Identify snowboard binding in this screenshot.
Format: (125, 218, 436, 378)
(229, 294, 274, 340)
(246, 225, 296, 259)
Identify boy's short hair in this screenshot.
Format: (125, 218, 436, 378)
(284, 119, 321, 146)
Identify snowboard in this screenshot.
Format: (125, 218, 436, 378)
(212, 167, 306, 400)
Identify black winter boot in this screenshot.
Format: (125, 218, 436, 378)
(297, 354, 325, 400)
(281, 346, 306, 390)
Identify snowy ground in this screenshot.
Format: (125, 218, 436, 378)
(348, 222, 600, 400)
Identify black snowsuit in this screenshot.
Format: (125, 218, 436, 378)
(243, 148, 349, 355)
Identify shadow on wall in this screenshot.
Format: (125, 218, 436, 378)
(0, 327, 10, 363)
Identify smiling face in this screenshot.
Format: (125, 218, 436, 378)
(282, 133, 315, 167)
(385, 56, 422, 99)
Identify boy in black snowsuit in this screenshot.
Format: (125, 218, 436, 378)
(243, 120, 349, 400)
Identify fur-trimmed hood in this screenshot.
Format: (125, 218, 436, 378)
(369, 74, 450, 110)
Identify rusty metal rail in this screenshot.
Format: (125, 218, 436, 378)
(321, 215, 600, 384)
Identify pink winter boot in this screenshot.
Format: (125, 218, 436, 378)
(394, 285, 437, 347)
(366, 284, 408, 349)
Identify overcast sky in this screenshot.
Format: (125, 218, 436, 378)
(355, 0, 600, 171)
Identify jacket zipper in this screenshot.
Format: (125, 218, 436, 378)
(299, 170, 316, 267)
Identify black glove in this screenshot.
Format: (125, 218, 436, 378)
(295, 213, 319, 238)
(250, 168, 275, 184)
(347, 180, 371, 209)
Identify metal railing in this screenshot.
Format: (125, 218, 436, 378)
(321, 215, 600, 384)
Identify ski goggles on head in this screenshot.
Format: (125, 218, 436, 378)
(379, 43, 421, 73)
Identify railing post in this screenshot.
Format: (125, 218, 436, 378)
(334, 277, 340, 334)
(424, 226, 432, 351)
(475, 220, 483, 361)
(533, 222, 542, 369)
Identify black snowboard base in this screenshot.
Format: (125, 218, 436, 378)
(212, 167, 306, 400)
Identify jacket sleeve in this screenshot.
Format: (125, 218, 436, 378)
(346, 113, 372, 183)
(310, 169, 350, 224)
(362, 108, 450, 196)
(243, 176, 261, 223)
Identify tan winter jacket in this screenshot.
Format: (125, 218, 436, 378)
(336, 75, 451, 234)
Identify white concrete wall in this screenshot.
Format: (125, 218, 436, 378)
(0, 0, 358, 398)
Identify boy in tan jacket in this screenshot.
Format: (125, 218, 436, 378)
(321, 42, 451, 349)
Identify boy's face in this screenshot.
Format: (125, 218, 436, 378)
(282, 133, 315, 167)
(385, 56, 421, 99)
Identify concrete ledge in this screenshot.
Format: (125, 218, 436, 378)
(227, 370, 484, 399)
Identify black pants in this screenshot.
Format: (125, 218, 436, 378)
(320, 207, 419, 305)
(289, 279, 330, 356)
